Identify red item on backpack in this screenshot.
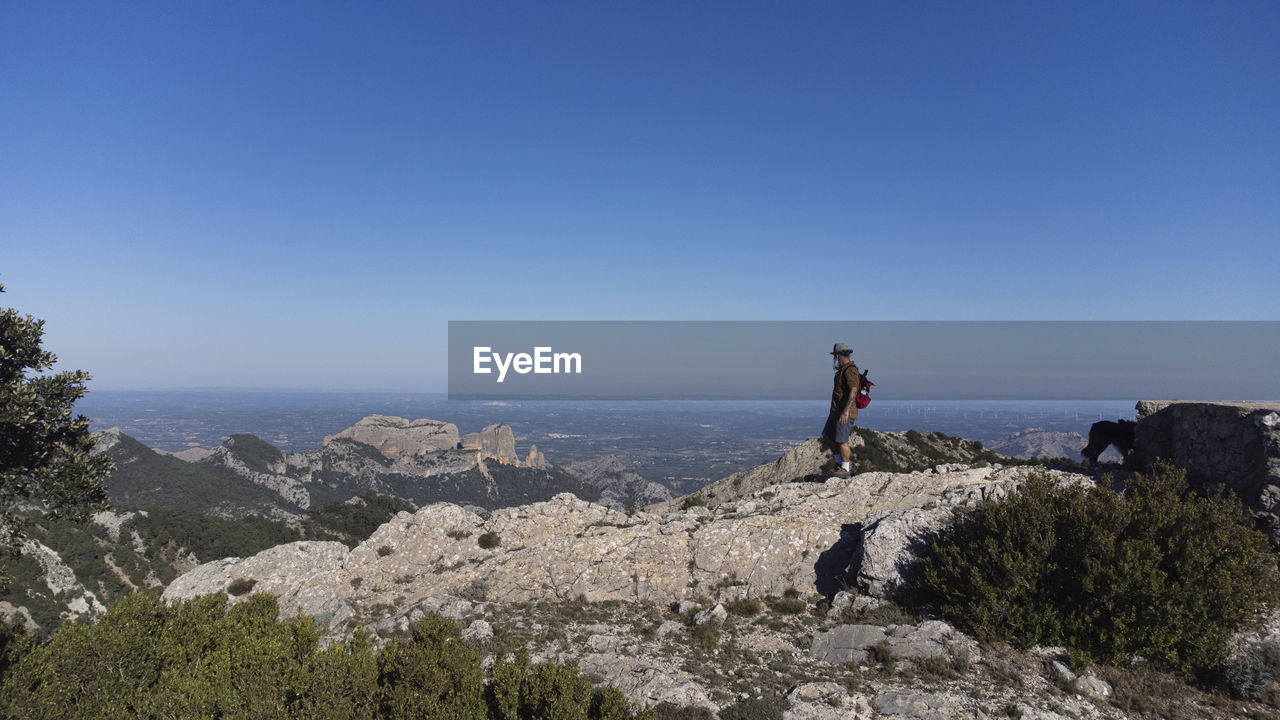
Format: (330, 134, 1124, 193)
(855, 370, 874, 410)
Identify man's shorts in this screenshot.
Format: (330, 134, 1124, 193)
(822, 413, 852, 444)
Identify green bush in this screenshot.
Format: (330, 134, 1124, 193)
(650, 703, 713, 720)
(227, 577, 257, 596)
(679, 497, 707, 510)
(725, 598, 763, 617)
(719, 695, 789, 720)
(917, 462, 1280, 673)
(0, 592, 381, 719)
(689, 620, 721, 652)
(304, 493, 418, 547)
(0, 592, 647, 720)
(377, 615, 487, 720)
(767, 596, 806, 615)
(488, 646, 650, 720)
(589, 687, 635, 720)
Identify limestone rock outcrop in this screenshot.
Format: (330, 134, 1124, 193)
(650, 429, 1003, 513)
(810, 619, 980, 666)
(19, 539, 106, 622)
(163, 463, 1090, 642)
(460, 423, 519, 464)
(323, 415, 461, 460)
(647, 437, 832, 513)
(525, 445, 546, 469)
(848, 465, 1090, 598)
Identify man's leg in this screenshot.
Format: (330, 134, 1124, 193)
(839, 419, 855, 470)
(821, 414, 841, 458)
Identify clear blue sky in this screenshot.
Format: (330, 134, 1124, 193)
(3, 1, 1278, 391)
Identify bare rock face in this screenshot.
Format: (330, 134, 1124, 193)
(91, 427, 125, 454)
(169, 447, 213, 462)
(324, 415, 460, 461)
(164, 462, 1091, 644)
(459, 423, 518, 464)
(164, 541, 355, 629)
(524, 445, 546, 469)
(20, 539, 106, 622)
(651, 429, 1002, 514)
(573, 653, 714, 711)
(810, 619, 980, 666)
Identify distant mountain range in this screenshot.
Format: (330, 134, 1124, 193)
(94, 415, 613, 519)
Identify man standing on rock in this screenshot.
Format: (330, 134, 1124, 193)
(822, 342, 861, 478)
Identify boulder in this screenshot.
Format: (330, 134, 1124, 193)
(1074, 674, 1112, 700)
(810, 620, 978, 667)
(785, 683, 873, 720)
(692, 603, 727, 626)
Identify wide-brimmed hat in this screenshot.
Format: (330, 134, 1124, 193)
(830, 342, 852, 356)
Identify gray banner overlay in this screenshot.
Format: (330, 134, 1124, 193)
(448, 321, 1280, 401)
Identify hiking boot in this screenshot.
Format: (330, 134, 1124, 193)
(831, 467, 851, 479)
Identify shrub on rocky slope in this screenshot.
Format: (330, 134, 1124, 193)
(918, 461, 1280, 674)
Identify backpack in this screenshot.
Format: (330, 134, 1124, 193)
(855, 370, 874, 409)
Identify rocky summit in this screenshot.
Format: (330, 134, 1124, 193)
(163, 456, 1167, 718)
(646, 428, 1004, 513)
(323, 415, 461, 460)
(166, 463, 1078, 620)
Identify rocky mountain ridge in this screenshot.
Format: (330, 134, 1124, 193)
(564, 455, 674, 509)
(163, 456, 1173, 718)
(4, 416, 679, 636)
(94, 416, 600, 519)
(647, 427, 1008, 513)
(165, 462, 1082, 625)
